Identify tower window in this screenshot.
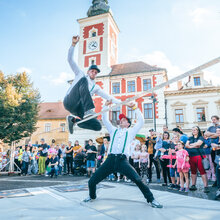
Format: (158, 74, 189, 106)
(92, 32, 96, 37)
(91, 60, 95, 65)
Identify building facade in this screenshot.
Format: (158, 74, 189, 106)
(30, 102, 69, 146)
(165, 72, 220, 134)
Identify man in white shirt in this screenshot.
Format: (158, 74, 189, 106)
(83, 100, 163, 208)
(63, 36, 121, 134)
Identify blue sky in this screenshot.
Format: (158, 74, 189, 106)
(0, 0, 220, 102)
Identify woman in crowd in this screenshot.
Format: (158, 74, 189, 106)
(185, 126, 209, 193)
(159, 131, 172, 186)
(66, 141, 74, 175)
(168, 134, 180, 190)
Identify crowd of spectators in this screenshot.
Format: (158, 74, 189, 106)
(0, 115, 220, 200)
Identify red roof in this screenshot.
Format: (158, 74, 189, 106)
(38, 102, 69, 119)
(110, 61, 165, 76)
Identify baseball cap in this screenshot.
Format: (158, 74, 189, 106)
(119, 114, 131, 127)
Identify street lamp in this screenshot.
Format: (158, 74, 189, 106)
(150, 94, 157, 132)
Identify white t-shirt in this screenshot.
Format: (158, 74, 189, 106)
(129, 139, 141, 157)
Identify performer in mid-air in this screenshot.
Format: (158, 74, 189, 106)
(63, 36, 121, 134)
(83, 100, 163, 208)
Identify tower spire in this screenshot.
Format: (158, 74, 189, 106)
(87, 0, 110, 17)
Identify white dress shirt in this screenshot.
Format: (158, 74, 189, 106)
(102, 106, 144, 157)
(66, 46, 120, 104)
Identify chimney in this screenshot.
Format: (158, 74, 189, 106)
(177, 80, 183, 90)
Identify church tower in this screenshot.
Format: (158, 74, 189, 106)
(77, 0, 119, 76)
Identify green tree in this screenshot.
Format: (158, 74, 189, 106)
(0, 71, 40, 144)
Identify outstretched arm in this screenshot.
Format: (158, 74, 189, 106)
(102, 100, 116, 134)
(95, 85, 121, 104)
(128, 103, 144, 138)
(68, 36, 84, 77)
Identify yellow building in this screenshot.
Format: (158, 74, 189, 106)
(31, 101, 69, 146)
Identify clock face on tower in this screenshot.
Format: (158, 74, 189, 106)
(88, 41, 98, 51)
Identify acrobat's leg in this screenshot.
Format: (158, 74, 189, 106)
(63, 77, 94, 118)
(77, 118, 102, 131)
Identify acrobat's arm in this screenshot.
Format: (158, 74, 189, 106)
(129, 106, 144, 138)
(67, 36, 84, 77)
(102, 100, 116, 134)
(95, 86, 121, 104)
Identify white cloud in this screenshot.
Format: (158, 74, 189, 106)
(136, 51, 185, 90)
(190, 8, 212, 26)
(17, 67, 32, 74)
(203, 69, 220, 86)
(42, 72, 73, 86)
(139, 51, 183, 78)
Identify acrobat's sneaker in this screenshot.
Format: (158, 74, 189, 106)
(66, 115, 74, 134)
(83, 197, 95, 202)
(150, 199, 163, 208)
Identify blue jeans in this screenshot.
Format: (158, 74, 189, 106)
(50, 166, 58, 177)
(216, 164, 220, 189)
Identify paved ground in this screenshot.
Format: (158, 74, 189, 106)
(0, 173, 218, 200)
(0, 175, 219, 220)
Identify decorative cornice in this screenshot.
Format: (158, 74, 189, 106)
(165, 87, 220, 96)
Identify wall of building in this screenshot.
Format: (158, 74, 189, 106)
(165, 89, 220, 134)
(31, 119, 68, 146)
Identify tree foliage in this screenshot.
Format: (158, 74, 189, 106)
(0, 71, 40, 144)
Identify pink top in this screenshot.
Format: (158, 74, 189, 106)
(176, 149, 190, 170)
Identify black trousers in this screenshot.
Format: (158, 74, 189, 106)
(88, 154, 154, 203)
(160, 158, 171, 184)
(66, 156, 73, 174)
(63, 77, 101, 131)
(148, 154, 160, 181)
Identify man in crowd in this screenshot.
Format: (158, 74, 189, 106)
(146, 129, 160, 183)
(38, 138, 48, 175)
(85, 139, 97, 177)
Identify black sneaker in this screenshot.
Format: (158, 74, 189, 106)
(66, 115, 74, 134)
(212, 181, 217, 187)
(189, 185, 197, 191)
(150, 199, 163, 208)
(204, 187, 210, 193)
(162, 183, 167, 186)
(174, 184, 180, 190)
(168, 184, 175, 189)
(83, 197, 95, 202)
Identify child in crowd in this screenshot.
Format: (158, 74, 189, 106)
(174, 141, 190, 192)
(131, 144, 141, 175)
(154, 133, 163, 159)
(139, 144, 150, 182)
(168, 134, 180, 190)
(59, 154, 64, 175)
